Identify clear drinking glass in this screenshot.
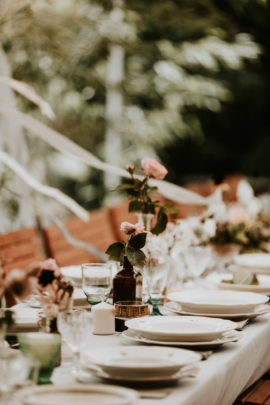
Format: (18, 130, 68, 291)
(81, 263, 112, 307)
(183, 246, 214, 284)
(57, 309, 92, 376)
(0, 347, 33, 404)
(144, 261, 169, 316)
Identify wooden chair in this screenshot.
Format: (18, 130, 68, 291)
(234, 370, 270, 404)
(108, 200, 138, 241)
(43, 209, 115, 267)
(0, 227, 46, 273)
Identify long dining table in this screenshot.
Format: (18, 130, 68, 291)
(51, 311, 270, 405)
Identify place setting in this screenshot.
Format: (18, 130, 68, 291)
(202, 271, 270, 295)
(79, 345, 201, 385)
(165, 289, 270, 319)
(120, 314, 241, 349)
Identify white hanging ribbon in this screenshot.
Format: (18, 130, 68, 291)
(0, 77, 55, 120)
(0, 150, 89, 222)
(0, 102, 220, 205)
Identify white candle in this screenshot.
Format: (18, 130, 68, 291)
(92, 302, 115, 335)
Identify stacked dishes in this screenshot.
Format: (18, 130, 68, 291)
(232, 253, 270, 275)
(167, 290, 269, 318)
(122, 315, 239, 348)
(204, 272, 270, 295)
(82, 346, 201, 383)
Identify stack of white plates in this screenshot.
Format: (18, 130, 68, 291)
(82, 346, 201, 383)
(122, 316, 239, 349)
(204, 272, 270, 295)
(233, 253, 270, 275)
(167, 289, 269, 318)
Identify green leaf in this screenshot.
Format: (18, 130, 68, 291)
(126, 246, 146, 268)
(105, 242, 125, 261)
(162, 202, 180, 214)
(113, 184, 135, 191)
(134, 179, 143, 190)
(129, 200, 143, 212)
(151, 210, 168, 235)
(129, 232, 147, 250)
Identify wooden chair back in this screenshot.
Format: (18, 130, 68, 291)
(43, 209, 115, 267)
(0, 228, 46, 273)
(109, 200, 137, 241)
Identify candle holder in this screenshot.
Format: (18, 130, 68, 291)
(114, 301, 149, 329)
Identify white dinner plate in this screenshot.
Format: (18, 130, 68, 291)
(18, 384, 137, 405)
(125, 316, 237, 342)
(167, 290, 268, 314)
(83, 346, 200, 378)
(122, 329, 241, 348)
(205, 273, 270, 294)
(234, 253, 270, 270)
(165, 301, 270, 319)
(61, 266, 82, 287)
(79, 363, 198, 383)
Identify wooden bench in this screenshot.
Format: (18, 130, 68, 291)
(43, 208, 115, 267)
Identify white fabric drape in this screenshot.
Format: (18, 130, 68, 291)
(0, 102, 221, 206)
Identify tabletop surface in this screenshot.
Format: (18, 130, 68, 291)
(51, 311, 270, 405)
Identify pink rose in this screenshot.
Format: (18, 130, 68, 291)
(120, 221, 145, 235)
(39, 258, 59, 272)
(227, 205, 252, 227)
(141, 158, 168, 180)
(39, 258, 61, 278)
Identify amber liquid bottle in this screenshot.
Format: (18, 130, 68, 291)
(113, 256, 136, 332)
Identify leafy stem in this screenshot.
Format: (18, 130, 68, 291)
(105, 232, 147, 268)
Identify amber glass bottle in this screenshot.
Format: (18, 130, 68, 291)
(113, 256, 136, 331)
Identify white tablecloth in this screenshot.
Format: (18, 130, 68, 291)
(53, 312, 270, 405)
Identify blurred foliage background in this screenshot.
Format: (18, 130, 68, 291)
(0, 0, 270, 220)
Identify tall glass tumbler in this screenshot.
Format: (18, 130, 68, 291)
(81, 263, 112, 307)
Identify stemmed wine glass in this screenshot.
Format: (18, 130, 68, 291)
(81, 263, 112, 307)
(0, 347, 34, 404)
(144, 260, 169, 316)
(57, 309, 92, 376)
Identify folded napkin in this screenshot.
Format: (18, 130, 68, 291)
(7, 305, 40, 333)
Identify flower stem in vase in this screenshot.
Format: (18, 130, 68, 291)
(135, 213, 154, 232)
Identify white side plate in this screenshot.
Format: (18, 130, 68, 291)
(83, 345, 200, 378)
(125, 315, 237, 342)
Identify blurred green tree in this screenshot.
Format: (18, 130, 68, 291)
(0, 0, 266, 220)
